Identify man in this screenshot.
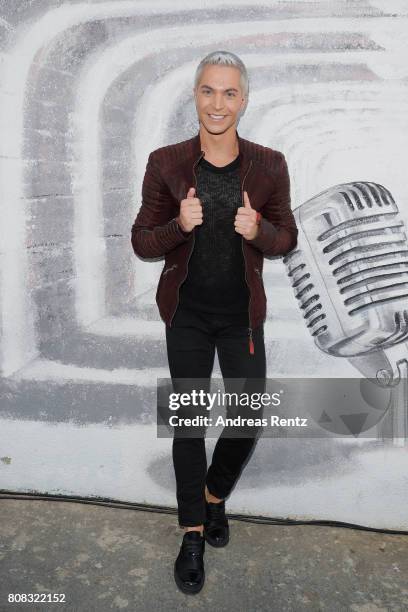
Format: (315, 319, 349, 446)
(131, 50, 298, 594)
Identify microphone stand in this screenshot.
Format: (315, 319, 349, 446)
(376, 343, 408, 447)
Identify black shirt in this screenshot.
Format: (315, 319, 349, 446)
(178, 152, 250, 314)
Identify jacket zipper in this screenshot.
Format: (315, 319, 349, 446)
(241, 159, 254, 354)
(169, 150, 205, 327)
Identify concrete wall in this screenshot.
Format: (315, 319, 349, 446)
(0, 0, 407, 529)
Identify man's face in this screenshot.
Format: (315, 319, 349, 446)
(194, 64, 247, 136)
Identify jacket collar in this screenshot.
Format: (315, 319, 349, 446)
(190, 128, 252, 182)
(191, 128, 248, 163)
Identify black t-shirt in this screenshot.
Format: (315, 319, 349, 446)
(178, 152, 250, 314)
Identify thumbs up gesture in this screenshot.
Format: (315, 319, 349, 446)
(177, 187, 203, 233)
(234, 191, 259, 240)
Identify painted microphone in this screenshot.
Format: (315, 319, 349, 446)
(283, 182, 408, 442)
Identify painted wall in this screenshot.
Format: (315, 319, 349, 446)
(0, 0, 407, 529)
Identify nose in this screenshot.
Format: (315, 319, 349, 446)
(213, 92, 224, 111)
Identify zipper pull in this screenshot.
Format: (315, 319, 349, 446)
(248, 328, 254, 355)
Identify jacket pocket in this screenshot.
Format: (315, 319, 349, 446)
(254, 267, 264, 286)
(162, 263, 178, 277)
(156, 263, 178, 302)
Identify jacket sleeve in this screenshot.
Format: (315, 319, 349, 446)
(131, 152, 192, 259)
(244, 153, 298, 257)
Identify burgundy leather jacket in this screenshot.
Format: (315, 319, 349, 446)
(131, 130, 298, 354)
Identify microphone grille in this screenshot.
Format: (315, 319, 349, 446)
(283, 182, 408, 356)
(285, 257, 328, 337)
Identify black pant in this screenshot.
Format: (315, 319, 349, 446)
(165, 305, 266, 527)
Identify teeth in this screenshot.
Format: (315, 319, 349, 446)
(210, 114, 224, 119)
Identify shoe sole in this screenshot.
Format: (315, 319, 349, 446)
(174, 563, 205, 595)
(203, 530, 230, 548)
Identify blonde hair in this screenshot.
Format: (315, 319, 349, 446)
(194, 50, 249, 99)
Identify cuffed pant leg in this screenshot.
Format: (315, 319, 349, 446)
(172, 437, 207, 526)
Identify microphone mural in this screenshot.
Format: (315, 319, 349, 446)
(284, 182, 408, 444)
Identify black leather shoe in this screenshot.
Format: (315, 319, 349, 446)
(204, 500, 229, 547)
(174, 531, 205, 594)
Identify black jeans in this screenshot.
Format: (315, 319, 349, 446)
(165, 304, 266, 527)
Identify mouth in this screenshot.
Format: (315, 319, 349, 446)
(208, 114, 226, 121)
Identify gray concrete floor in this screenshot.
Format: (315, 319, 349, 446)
(0, 499, 407, 611)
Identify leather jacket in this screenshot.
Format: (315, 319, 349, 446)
(131, 129, 298, 354)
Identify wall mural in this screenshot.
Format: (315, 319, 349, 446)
(0, 0, 407, 530)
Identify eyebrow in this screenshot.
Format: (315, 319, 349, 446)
(200, 85, 239, 93)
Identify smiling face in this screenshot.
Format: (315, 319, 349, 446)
(193, 64, 247, 136)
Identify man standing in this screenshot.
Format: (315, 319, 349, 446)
(131, 50, 298, 594)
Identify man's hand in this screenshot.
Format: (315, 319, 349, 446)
(177, 187, 203, 233)
(234, 191, 259, 240)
